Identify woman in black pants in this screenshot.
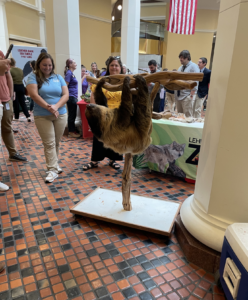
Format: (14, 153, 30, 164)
(64, 58, 80, 138)
(9, 58, 31, 122)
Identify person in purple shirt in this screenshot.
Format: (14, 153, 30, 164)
(64, 59, 80, 138)
(81, 65, 89, 94)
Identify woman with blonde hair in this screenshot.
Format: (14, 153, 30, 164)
(89, 62, 98, 78)
(26, 53, 69, 183)
(64, 58, 80, 138)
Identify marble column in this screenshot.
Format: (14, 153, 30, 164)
(121, 0, 140, 74)
(0, 0, 9, 54)
(180, 0, 248, 252)
(45, 0, 82, 126)
(37, 0, 46, 47)
(44, 0, 82, 97)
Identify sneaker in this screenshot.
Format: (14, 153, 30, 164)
(0, 261, 5, 273)
(68, 132, 81, 138)
(9, 153, 28, 162)
(27, 117, 31, 122)
(0, 182, 9, 191)
(45, 171, 58, 183)
(57, 165, 63, 174)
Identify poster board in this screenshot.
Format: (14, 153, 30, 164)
(11, 46, 47, 85)
(133, 119, 204, 181)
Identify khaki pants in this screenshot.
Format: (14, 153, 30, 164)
(176, 95, 194, 118)
(193, 95, 205, 118)
(34, 113, 67, 172)
(2, 100, 17, 156)
(166, 93, 175, 111)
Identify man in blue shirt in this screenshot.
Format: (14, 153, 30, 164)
(175, 50, 200, 117)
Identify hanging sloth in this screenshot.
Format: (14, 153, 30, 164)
(85, 75, 152, 155)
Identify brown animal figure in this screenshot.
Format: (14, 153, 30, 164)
(85, 75, 152, 155)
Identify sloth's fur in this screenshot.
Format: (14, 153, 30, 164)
(85, 75, 152, 155)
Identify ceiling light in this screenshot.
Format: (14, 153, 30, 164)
(117, 5, 122, 10)
(112, 16, 115, 21)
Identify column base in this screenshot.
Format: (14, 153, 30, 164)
(180, 195, 229, 252)
(175, 215, 221, 273)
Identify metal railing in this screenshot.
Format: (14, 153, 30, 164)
(112, 19, 165, 41)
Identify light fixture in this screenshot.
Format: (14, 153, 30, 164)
(112, 16, 115, 21)
(117, 4, 122, 10)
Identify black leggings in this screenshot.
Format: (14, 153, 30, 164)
(67, 96, 78, 132)
(91, 136, 123, 162)
(13, 84, 30, 119)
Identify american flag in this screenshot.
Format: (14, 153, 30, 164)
(167, 0, 198, 35)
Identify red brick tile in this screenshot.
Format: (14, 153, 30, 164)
(25, 283, 37, 293)
(107, 283, 119, 293)
(133, 283, 145, 294)
(117, 279, 129, 289)
(167, 292, 180, 300)
(153, 276, 165, 285)
(160, 283, 172, 294)
(79, 283, 91, 293)
(177, 288, 190, 298)
(112, 292, 125, 300)
(151, 288, 162, 298)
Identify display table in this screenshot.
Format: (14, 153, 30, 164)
(133, 119, 204, 182)
(77, 100, 93, 138)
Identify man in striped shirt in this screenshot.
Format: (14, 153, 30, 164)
(175, 50, 200, 117)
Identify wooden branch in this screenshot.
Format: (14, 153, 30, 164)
(122, 153, 133, 211)
(86, 71, 203, 92)
(152, 112, 163, 120)
(164, 80, 197, 90)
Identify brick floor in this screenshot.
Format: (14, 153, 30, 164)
(0, 116, 225, 300)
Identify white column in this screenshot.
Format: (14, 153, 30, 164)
(37, 0, 46, 47)
(45, 0, 82, 98)
(0, 0, 9, 54)
(180, 0, 248, 252)
(121, 0, 140, 74)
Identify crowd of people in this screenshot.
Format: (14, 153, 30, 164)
(0, 49, 211, 188)
(148, 50, 211, 118)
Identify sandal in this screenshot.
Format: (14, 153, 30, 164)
(83, 162, 98, 170)
(109, 161, 120, 170)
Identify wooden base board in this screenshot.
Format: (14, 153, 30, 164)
(70, 188, 181, 236)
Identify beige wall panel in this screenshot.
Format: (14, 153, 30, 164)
(141, 5, 166, 17)
(5, 2, 40, 40)
(22, 0, 36, 5)
(80, 17, 111, 70)
(44, 0, 55, 55)
(195, 9, 219, 30)
(79, 0, 111, 20)
(165, 32, 213, 70)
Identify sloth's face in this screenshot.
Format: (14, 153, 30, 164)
(85, 104, 108, 139)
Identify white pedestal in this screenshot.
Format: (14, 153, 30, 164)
(70, 188, 181, 236)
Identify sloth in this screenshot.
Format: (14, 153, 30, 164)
(85, 75, 152, 155)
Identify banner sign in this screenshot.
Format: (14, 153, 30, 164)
(133, 119, 204, 181)
(11, 46, 47, 85)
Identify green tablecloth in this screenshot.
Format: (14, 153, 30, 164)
(133, 119, 204, 181)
